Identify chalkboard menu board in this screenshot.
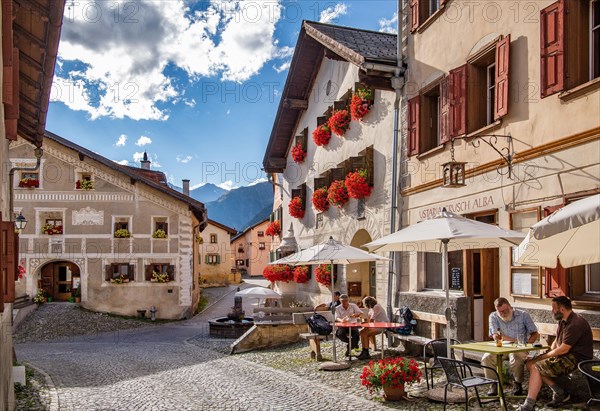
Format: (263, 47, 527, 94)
(450, 267, 462, 290)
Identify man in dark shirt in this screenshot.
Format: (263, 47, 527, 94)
(314, 291, 341, 312)
(517, 296, 593, 411)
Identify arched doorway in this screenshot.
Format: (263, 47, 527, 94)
(347, 230, 374, 303)
(39, 261, 80, 301)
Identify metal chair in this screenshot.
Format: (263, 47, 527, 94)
(438, 357, 507, 411)
(578, 359, 600, 411)
(423, 338, 462, 389)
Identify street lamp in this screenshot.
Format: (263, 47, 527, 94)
(14, 212, 27, 231)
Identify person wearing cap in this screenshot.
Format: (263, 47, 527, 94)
(335, 294, 363, 355)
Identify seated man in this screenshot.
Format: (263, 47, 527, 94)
(517, 296, 594, 411)
(357, 296, 389, 360)
(335, 294, 363, 355)
(314, 291, 341, 312)
(482, 297, 539, 396)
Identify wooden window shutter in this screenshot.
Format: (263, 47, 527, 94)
(543, 204, 567, 297)
(145, 264, 153, 281)
(5, 48, 19, 141)
(540, 0, 565, 98)
(439, 76, 451, 144)
(216, 255, 221, 264)
(407, 95, 420, 156)
(410, 0, 420, 32)
(128, 264, 135, 281)
(167, 265, 175, 281)
(2, 0, 13, 105)
(105, 265, 113, 281)
(1, 221, 15, 303)
(494, 34, 511, 120)
(205, 254, 210, 264)
(449, 65, 467, 137)
(163, 223, 168, 234)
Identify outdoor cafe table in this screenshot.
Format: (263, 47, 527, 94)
(451, 341, 549, 409)
(336, 321, 402, 359)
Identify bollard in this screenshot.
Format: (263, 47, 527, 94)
(150, 305, 157, 321)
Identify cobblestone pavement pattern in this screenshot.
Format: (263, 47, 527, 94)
(15, 280, 582, 410)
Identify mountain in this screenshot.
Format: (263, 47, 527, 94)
(170, 183, 227, 203)
(205, 182, 273, 232)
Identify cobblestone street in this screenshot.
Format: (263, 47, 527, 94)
(14, 282, 584, 410)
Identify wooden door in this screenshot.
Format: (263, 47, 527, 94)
(54, 262, 76, 301)
(40, 264, 53, 297)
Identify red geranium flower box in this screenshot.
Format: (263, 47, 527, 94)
(291, 143, 307, 164)
(293, 265, 310, 284)
(289, 196, 305, 219)
(265, 220, 281, 237)
(312, 187, 330, 212)
(315, 264, 337, 287)
(327, 180, 349, 208)
(350, 94, 374, 121)
(312, 124, 332, 146)
(345, 169, 373, 199)
(328, 109, 351, 136)
(262, 264, 293, 283)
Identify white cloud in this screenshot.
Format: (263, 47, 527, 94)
(114, 159, 129, 165)
(184, 98, 196, 107)
(226, 109, 231, 115)
(319, 3, 348, 23)
(176, 155, 192, 163)
(133, 152, 145, 163)
(217, 180, 238, 191)
(115, 134, 127, 147)
(136, 136, 152, 146)
(53, 1, 284, 120)
(273, 61, 290, 73)
(379, 13, 398, 34)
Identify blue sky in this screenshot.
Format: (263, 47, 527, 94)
(47, 1, 398, 190)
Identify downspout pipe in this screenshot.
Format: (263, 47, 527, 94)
(9, 147, 43, 220)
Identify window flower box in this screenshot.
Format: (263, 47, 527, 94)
(293, 265, 310, 284)
(328, 109, 351, 136)
(152, 229, 168, 239)
(114, 228, 132, 238)
(312, 187, 330, 212)
(110, 275, 130, 284)
(265, 220, 281, 237)
(345, 169, 373, 199)
(291, 143, 307, 164)
(262, 264, 293, 283)
(151, 271, 170, 283)
(312, 124, 332, 146)
(315, 264, 337, 286)
(18, 178, 39, 188)
(327, 180, 349, 208)
(76, 179, 94, 190)
(41, 224, 63, 235)
(350, 85, 374, 121)
(288, 196, 305, 219)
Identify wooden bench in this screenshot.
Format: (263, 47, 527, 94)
(253, 307, 310, 323)
(536, 322, 600, 345)
(387, 309, 448, 349)
(292, 312, 334, 361)
(13, 295, 32, 309)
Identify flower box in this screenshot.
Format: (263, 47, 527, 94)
(291, 143, 307, 164)
(312, 187, 330, 212)
(315, 264, 337, 286)
(327, 180, 349, 208)
(41, 224, 63, 235)
(262, 264, 293, 283)
(114, 229, 132, 238)
(76, 179, 94, 190)
(350, 85, 374, 121)
(293, 265, 310, 284)
(265, 220, 281, 237)
(152, 229, 168, 239)
(345, 169, 373, 199)
(312, 124, 332, 146)
(328, 109, 351, 136)
(18, 178, 39, 188)
(288, 196, 305, 219)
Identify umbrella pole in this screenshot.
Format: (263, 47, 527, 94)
(442, 239, 451, 359)
(331, 260, 337, 363)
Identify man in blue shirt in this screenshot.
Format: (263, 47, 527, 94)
(482, 297, 539, 396)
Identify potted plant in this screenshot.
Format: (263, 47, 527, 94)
(262, 264, 293, 283)
(350, 84, 374, 121)
(152, 229, 167, 239)
(195, 233, 204, 244)
(312, 123, 332, 147)
(151, 271, 170, 283)
(315, 264, 337, 287)
(114, 228, 132, 238)
(291, 143, 307, 164)
(328, 109, 351, 136)
(33, 289, 46, 304)
(288, 196, 305, 219)
(41, 223, 63, 235)
(345, 169, 373, 199)
(17, 265, 26, 280)
(360, 357, 422, 401)
(327, 180, 349, 208)
(72, 288, 81, 303)
(18, 177, 39, 188)
(110, 274, 130, 284)
(312, 187, 330, 212)
(265, 220, 281, 237)
(293, 265, 310, 284)
(76, 179, 94, 190)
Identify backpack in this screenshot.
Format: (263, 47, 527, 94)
(307, 313, 333, 335)
(393, 306, 416, 335)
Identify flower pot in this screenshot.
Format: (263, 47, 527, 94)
(382, 383, 405, 401)
(75, 297, 81, 303)
(46, 296, 53, 303)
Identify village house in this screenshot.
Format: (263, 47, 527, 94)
(230, 217, 270, 277)
(198, 218, 238, 284)
(262, 21, 401, 307)
(11, 132, 207, 320)
(0, 1, 64, 408)
(399, 0, 599, 344)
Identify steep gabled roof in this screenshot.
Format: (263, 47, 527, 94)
(230, 217, 269, 242)
(206, 219, 237, 235)
(262, 20, 398, 173)
(122, 165, 168, 185)
(43, 131, 207, 229)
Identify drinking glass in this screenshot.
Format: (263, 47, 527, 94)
(517, 334, 526, 347)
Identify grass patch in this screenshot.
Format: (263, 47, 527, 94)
(197, 295, 209, 313)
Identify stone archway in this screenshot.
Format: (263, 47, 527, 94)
(346, 229, 374, 304)
(38, 260, 81, 301)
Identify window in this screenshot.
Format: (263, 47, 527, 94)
(509, 208, 542, 297)
(486, 63, 496, 124)
(541, 0, 600, 97)
(410, 0, 446, 31)
(115, 221, 128, 231)
(210, 234, 217, 244)
(257, 231, 264, 237)
(153, 219, 168, 238)
(18, 172, 39, 188)
(145, 263, 175, 281)
(236, 259, 245, 266)
(105, 263, 134, 282)
(41, 212, 63, 235)
(421, 84, 441, 152)
(258, 242, 266, 250)
(424, 250, 463, 290)
(570, 263, 600, 301)
(316, 212, 324, 229)
(205, 254, 220, 265)
(237, 245, 244, 253)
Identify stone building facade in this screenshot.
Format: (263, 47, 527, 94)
(11, 132, 207, 320)
(198, 219, 238, 284)
(231, 218, 270, 277)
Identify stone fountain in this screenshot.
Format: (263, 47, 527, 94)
(209, 295, 254, 338)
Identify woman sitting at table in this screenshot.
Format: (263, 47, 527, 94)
(357, 296, 389, 360)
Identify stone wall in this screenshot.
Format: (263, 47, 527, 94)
(230, 323, 304, 354)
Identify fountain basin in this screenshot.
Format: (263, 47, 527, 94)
(209, 317, 254, 339)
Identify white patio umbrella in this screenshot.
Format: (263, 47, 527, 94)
(364, 208, 526, 357)
(516, 194, 600, 268)
(235, 287, 282, 307)
(270, 236, 389, 367)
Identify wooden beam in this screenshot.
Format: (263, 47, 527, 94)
(14, 0, 50, 16)
(358, 72, 394, 91)
(18, 50, 42, 71)
(13, 23, 45, 48)
(283, 98, 308, 110)
(19, 70, 41, 90)
(411, 310, 447, 325)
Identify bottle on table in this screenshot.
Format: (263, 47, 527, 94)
(495, 328, 503, 347)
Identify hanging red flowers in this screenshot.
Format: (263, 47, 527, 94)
(291, 143, 307, 163)
(312, 124, 332, 146)
(293, 265, 310, 284)
(350, 85, 374, 121)
(312, 187, 330, 212)
(315, 264, 337, 287)
(328, 109, 351, 136)
(288, 196, 305, 219)
(265, 220, 281, 237)
(327, 180, 349, 208)
(262, 264, 293, 283)
(345, 169, 373, 199)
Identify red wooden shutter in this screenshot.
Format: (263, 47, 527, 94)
(5, 48, 19, 140)
(439, 76, 450, 144)
(410, 0, 420, 32)
(2, 0, 13, 105)
(407, 95, 420, 156)
(494, 34, 510, 120)
(540, 0, 565, 98)
(544, 204, 567, 297)
(1, 221, 15, 303)
(449, 65, 467, 136)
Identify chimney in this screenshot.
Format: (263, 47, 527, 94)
(140, 151, 151, 170)
(182, 179, 190, 196)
